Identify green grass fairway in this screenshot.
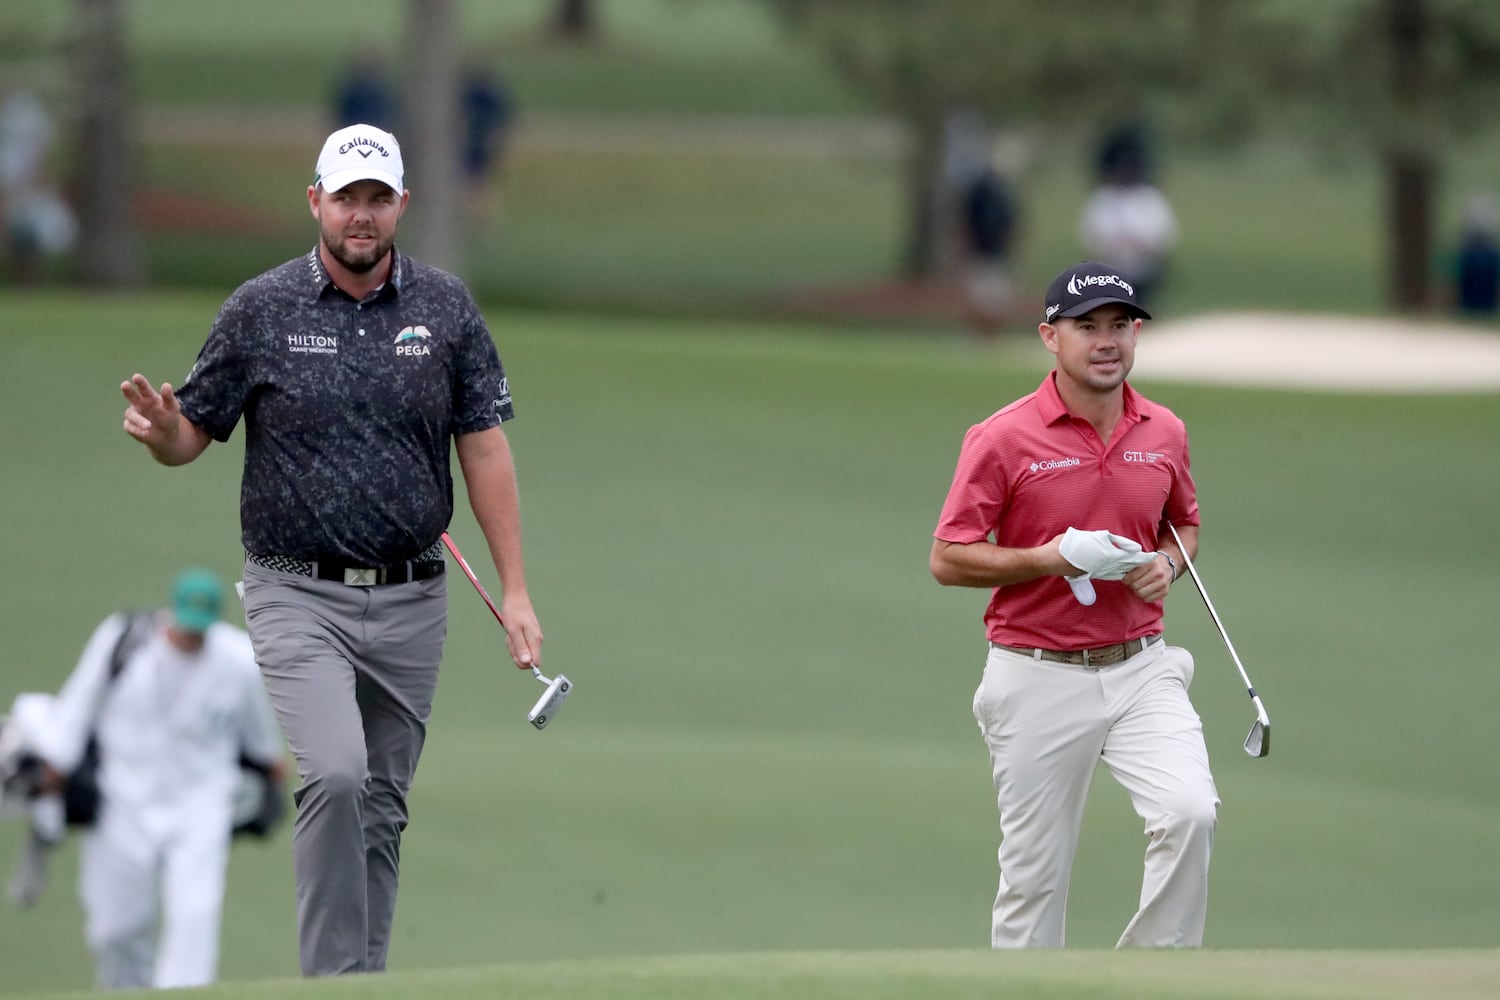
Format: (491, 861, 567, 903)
(1, 292, 1498, 995)
(8, 949, 1500, 1000)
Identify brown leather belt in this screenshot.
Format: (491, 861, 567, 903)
(991, 634, 1162, 668)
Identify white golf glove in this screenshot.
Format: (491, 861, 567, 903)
(1059, 528, 1158, 581)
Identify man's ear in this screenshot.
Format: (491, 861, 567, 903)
(1038, 322, 1061, 355)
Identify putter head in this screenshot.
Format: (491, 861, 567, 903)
(526, 667, 573, 730)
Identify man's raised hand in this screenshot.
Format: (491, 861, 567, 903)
(121, 374, 182, 446)
(121, 374, 209, 466)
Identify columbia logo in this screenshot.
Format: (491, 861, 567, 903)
(1030, 457, 1081, 472)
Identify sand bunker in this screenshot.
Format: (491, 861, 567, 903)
(1136, 312, 1500, 393)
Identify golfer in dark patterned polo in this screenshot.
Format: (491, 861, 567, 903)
(119, 123, 544, 978)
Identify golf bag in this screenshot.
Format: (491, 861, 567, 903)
(26, 611, 286, 839)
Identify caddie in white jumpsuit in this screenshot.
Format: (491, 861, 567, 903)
(30, 569, 285, 990)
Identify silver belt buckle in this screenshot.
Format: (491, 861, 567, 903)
(343, 567, 378, 586)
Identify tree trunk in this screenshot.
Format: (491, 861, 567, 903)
(900, 115, 947, 279)
(402, 0, 462, 273)
(1386, 0, 1433, 312)
(553, 0, 596, 40)
(71, 0, 144, 287)
(1385, 148, 1435, 313)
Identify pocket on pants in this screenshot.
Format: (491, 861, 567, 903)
(1161, 644, 1195, 688)
(974, 649, 1022, 730)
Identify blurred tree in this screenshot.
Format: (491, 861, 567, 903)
(70, 0, 143, 287)
(768, 0, 1201, 280)
(775, 0, 1500, 311)
(1199, 0, 1500, 312)
(402, 0, 462, 273)
(552, 0, 597, 41)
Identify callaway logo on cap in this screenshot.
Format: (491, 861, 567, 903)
(314, 124, 405, 194)
(1043, 261, 1151, 322)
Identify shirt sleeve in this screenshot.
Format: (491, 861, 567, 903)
(33, 614, 129, 774)
(450, 290, 513, 434)
(175, 290, 255, 443)
(1164, 426, 1201, 529)
(934, 422, 1009, 544)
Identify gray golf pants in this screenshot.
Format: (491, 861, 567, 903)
(973, 638, 1220, 949)
(242, 561, 446, 976)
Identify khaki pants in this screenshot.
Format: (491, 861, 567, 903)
(973, 639, 1219, 948)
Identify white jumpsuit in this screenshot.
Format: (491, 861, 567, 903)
(34, 613, 283, 990)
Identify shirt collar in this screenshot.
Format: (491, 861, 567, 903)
(1036, 371, 1151, 425)
(305, 245, 404, 303)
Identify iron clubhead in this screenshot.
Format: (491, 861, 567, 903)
(1243, 697, 1271, 757)
(527, 667, 573, 730)
(1244, 721, 1269, 757)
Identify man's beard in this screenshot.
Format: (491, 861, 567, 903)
(323, 225, 393, 273)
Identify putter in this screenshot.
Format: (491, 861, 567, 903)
(1166, 522, 1270, 758)
(440, 532, 573, 731)
(525, 668, 571, 730)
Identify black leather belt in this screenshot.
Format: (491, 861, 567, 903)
(248, 552, 445, 586)
(315, 560, 444, 586)
(991, 633, 1162, 668)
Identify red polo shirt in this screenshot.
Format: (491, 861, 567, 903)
(934, 373, 1200, 649)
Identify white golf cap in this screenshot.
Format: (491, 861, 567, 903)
(314, 123, 404, 193)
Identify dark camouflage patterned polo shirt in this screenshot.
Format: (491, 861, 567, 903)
(176, 246, 514, 564)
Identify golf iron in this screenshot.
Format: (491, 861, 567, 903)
(1166, 522, 1271, 758)
(440, 531, 574, 731)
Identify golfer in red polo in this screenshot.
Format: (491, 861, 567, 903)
(930, 260, 1220, 949)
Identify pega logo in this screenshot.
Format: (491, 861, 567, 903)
(1123, 450, 1165, 464)
(1029, 457, 1081, 473)
(394, 325, 432, 356)
(1067, 272, 1133, 297)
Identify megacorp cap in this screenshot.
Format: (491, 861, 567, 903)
(170, 568, 224, 634)
(1043, 261, 1151, 323)
(314, 124, 404, 194)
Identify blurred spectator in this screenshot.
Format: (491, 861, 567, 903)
(0, 88, 51, 195)
(0, 88, 76, 284)
(0, 569, 287, 991)
(943, 109, 1020, 338)
(1094, 117, 1155, 187)
(460, 64, 514, 225)
(1451, 192, 1500, 316)
(1078, 173, 1178, 311)
(332, 53, 398, 131)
